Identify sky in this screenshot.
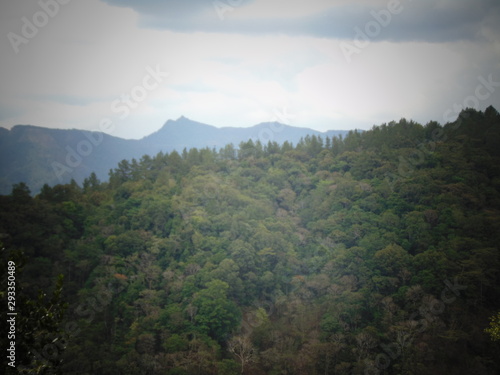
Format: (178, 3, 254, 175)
(0, 0, 499, 140)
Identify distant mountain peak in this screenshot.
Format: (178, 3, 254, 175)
(166, 116, 208, 126)
(0, 119, 351, 194)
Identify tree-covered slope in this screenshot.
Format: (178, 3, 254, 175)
(1, 107, 500, 374)
(0, 118, 349, 195)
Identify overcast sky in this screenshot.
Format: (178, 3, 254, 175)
(1, 0, 499, 139)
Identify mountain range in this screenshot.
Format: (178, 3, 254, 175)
(0, 116, 350, 194)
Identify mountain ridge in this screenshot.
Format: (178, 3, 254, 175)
(0, 117, 352, 194)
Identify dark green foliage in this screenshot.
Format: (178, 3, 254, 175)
(1, 246, 68, 374)
(1, 107, 500, 374)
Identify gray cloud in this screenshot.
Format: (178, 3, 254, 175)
(0, 104, 23, 122)
(101, 0, 500, 43)
(101, 0, 215, 16)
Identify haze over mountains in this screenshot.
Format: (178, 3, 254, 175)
(0, 116, 350, 194)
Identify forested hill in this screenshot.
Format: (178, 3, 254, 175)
(1, 106, 500, 374)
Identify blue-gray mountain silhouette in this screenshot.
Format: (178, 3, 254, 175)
(0, 116, 350, 194)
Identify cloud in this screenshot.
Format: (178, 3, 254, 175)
(101, 0, 500, 43)
(0, 104, 23, 122)
(101, 0, 215, 16)
(0, 0, 498, 140)
(28, 94, 112, 107)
